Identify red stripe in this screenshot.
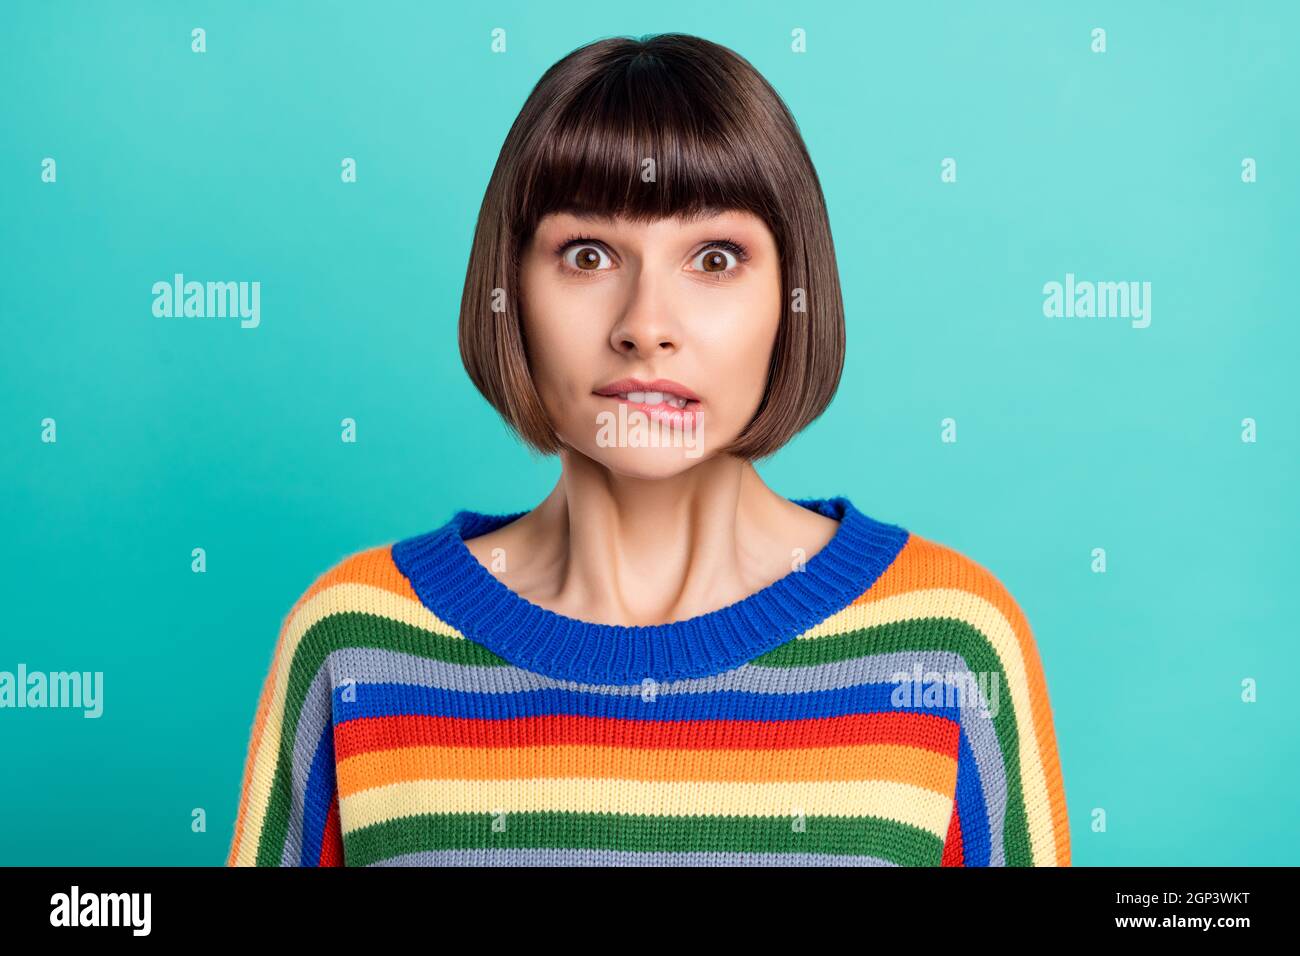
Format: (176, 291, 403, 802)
(335, 711, 959, 761)
(941, 802, 965, 866)
(316, 793, 345, 866)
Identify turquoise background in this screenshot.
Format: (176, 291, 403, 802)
(1, 0, 1296, 865)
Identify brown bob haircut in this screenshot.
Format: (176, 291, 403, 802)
(458, 33, 844, 461)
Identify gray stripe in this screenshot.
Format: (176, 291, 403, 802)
(279, 660, 334, 866)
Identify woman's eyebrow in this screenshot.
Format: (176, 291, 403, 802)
(547, 206, 617, 224)
(675, 204, 732, 224)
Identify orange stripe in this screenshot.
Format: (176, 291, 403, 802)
(858, 534, 1071, 865)
(337, 741, 957, 799)
(226, 544, 417, 864)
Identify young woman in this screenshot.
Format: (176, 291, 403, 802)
(228, 33, 1070, 867)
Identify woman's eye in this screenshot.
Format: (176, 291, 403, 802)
(563, 244, 613, 272)
(690, 247, 739, 274)
(558, 240, 743, 276)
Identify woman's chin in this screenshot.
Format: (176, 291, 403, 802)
(577, 443, 715, 480)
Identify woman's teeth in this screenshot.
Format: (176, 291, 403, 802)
(617, 391, 689, 408)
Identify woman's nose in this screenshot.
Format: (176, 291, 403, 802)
(609, 271, 680, 356)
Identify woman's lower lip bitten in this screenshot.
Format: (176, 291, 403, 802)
(596, 393, 701, 428)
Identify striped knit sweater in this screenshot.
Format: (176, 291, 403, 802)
(226, 496, 1070, 867)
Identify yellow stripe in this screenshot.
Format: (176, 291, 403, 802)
(340, 777, 954, 838)
(795, 588, 1058, 865)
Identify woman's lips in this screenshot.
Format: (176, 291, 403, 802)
(594, 392, 702, 430)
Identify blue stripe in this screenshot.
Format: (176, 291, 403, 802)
(951, 727, 992, 865)
(298, 721, 337, 866)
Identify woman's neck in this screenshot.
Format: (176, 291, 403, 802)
(464, 450, 839, 627)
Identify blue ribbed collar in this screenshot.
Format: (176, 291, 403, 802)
(390, 496, 909, 685)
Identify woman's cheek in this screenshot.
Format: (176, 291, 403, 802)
(536, 318, 594, 435)
(708, 305, 775, 405)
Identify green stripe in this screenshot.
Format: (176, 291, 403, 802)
(344, 812, 943, 867)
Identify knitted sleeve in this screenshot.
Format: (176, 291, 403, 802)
(226, 579, 345, 866)
(935, 559, 1071, 867)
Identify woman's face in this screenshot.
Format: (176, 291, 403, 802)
(519, 209, 781, 479)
